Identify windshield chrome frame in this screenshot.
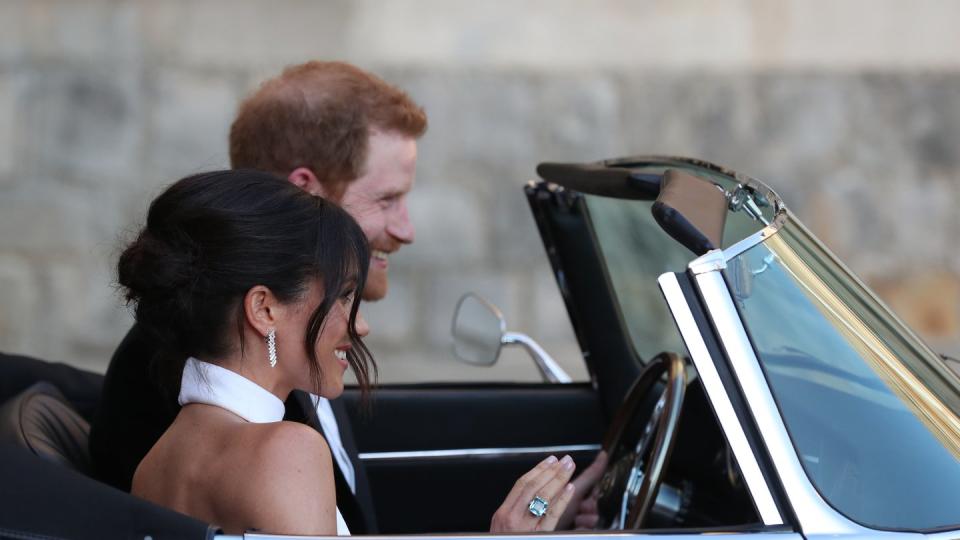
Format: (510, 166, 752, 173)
(658, 273, 783, 526)
(685, 199, 945, 536)
(683, 186, 885, 536)
(704, 210, 960, 537)
(689, 262, 879, 536)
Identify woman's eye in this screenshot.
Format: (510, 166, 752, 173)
(340, 291, 355, 305)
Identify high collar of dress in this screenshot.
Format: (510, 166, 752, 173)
(178, 357, 285, 423)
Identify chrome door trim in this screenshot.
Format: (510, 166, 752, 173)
(231, 532, 803, 540)
(692, 267, 876, 536)
(359, 444, 601, 462)
(658, 272, 783, 526)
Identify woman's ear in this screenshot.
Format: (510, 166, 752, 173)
(243, 285, 281, 337)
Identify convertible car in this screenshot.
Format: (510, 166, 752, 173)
(1, 156, 959, 540)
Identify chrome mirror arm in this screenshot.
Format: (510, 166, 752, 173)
(502, 332, 572, 383)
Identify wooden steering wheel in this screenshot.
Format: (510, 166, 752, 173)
(594, 352, 687, 529)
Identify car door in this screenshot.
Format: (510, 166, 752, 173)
(341, 381, 603, 533)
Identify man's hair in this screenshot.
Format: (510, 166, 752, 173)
(229, 61, 427, 192)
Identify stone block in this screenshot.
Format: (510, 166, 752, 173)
(0, 73, 19, 183)
(529, 272, 588, 380)
(18, 67, 142, 184)
(757, 0, 960, 70)
(0, 187, 97, 254)
(404, 184, 486, 269)
(617, 73, 754, 166)
(533, 75, 621, 161)
(20, 0, 141, 65)
(143, 0, 353, 70)
(358, 272, 417, 346)
(489, 184, 550, 267)
(0, 1, 28, 65)
(531, 270, 577, 343)
(423, 271, 524, 349)
(396, 70, 538, 190)
(32, 259, 125, 371)
(0, 255, 39, 353)
(145, 68, 237, 177)
(748, 75, 852, 172)
(869, 271, 960, 341)
(894, 75, 960, 176)
(347, 0, 751, 71)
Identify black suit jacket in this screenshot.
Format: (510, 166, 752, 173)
(87, 324, 377, 533)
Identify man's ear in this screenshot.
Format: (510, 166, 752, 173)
(287, 167, 325, 197)
(243, 285, 281, 337)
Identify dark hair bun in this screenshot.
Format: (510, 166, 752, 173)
(116, 169, 376, 397)
(117, 229, 199, 358)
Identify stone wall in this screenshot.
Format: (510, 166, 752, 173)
(1, 0, 959, 381)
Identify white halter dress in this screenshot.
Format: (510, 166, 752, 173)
(179, 357, 351, 535)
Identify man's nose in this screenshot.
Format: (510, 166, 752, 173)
(386, 201, 415, 244)
(354, 311, 370, 338)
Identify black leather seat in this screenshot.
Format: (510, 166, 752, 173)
(0, 443, 216, 540)
(0, 381, 93, 475)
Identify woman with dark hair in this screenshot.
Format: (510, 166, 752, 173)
(118, 170, 576, 536)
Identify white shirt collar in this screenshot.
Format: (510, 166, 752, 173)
(314, 396, 356, 493)
(178, 357, 286, 423)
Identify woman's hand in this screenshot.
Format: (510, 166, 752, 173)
(489, 455, 577, 532)
(557, 450, 607, 530)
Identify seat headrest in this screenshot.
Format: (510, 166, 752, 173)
(0, 381, 92, 475)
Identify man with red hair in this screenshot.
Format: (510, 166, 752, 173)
(90, 61, 427, 534)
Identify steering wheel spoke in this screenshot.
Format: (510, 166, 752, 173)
(595, 352, 687, 530)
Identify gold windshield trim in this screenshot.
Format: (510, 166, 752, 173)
(766, 233, 960, 459)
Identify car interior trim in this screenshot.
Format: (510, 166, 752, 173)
(357, 444, 602, 462)
(692, 269, 875, 536)
(658, 272, 783, 526)
(525, 181, 643, 415)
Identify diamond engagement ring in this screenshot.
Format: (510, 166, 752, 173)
(528, 495, 549, 517)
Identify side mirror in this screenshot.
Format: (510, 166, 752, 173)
(451, 293, 505, 366)
(451, 293, 572, 383)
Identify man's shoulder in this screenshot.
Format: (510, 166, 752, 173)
(88, 323, 177, 491)
(96, 323, 172, 412)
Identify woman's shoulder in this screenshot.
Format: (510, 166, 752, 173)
(251, 420, 330, 462)
(243, 420, 333, 477)
(227, 421, 339, 534)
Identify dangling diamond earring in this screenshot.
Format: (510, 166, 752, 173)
(267, 329, 277, 368)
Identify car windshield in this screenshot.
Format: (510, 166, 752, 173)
(586, 160, 772, 363)
(727, 217, 960, 531)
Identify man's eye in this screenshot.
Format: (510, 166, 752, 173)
(379, 195, 399, 209)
